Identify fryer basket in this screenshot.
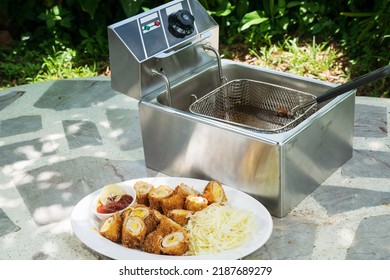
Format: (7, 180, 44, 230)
(189, 79, 317, 133)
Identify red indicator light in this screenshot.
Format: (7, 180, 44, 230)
(154, 20, 161, 27)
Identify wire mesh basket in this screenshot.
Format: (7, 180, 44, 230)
(189, 79, 318, 133)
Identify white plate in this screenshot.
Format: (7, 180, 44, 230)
(71, 177, 273, 260)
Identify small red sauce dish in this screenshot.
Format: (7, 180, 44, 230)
(92, 183, 136, 220)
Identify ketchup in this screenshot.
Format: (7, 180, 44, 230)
(96, 194, 134, 214)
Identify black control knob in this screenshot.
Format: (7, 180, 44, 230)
(168, 10, 195, 38)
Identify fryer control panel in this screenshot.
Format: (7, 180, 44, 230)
(109, 0, 217, 62)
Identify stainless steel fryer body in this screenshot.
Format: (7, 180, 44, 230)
(139, 61, 355, 217)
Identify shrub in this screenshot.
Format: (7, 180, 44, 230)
(0, 0, 388, 96)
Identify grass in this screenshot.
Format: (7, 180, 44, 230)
(221, 37, 349, 84)
(221, 37, 389, 97)
(33, 46, 98, 82)
(251, 37, 349, 84)
(0, 37, 105, 89)
(1, 36, 388, 97)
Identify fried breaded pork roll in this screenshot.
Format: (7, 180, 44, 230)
(161, 194, 184, 215)
(122, 216, 146, 249)
(155, 216, 185, 237)
(160, 231, 189, 256)
(202, 180, 227, 205)
(174, 183, 198, 199)
(184, 194, 208, 212)
(148, 185, 174, 212)
(166, 209, 193, 226)
(142, 231, 163, 255)
(99, 211, 122, 243)
(121, 206, 134, 221)
(152, 209, 163, 223)
(133, 181, 154, 206)
(129, 206, 159, 234)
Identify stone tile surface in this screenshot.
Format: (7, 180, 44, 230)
(0, 90, 25, 111)
(12, 156, 148, 225)
(312, 185, 390, 216)
(0, 115, 42, 137)
(354, 104, 387, 137)
(347, 214, 390, 259)
(34, 80, 116, 110)
(342, 149, 390, 178)
(63, 120, 102, 149)
(106, 108, 143, 151)
(245, 216, 317, 260)
(0, 137, 58, 166)
(0, 208, 20, 237)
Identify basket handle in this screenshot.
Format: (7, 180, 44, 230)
(317, 64, 390, 104)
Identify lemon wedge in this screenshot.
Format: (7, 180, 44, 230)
(98, 184, 126, 205)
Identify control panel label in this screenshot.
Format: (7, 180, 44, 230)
(140, 12, 161, 33)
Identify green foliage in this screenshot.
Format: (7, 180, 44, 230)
(338, 0, 390, 96)
(32, 46, 97, 82)
(79, 0, 100, 18)
(121, 0, 146, 17)
(0, 40, 42, 86)
(0, 34, 98, 87)
(209, 0, 389, 96)
(339, 0, 390, 64)
(275, 37, 342, 79)
(0, 0, 389, 96)
(235, 1, 338, 46)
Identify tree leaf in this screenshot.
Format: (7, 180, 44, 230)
(240, 11, 269, 31)
(286, 1, 302, 8)
(120, 0, 144, 17)
(79, 0, 100, 19)
(236, 0, 249, 19)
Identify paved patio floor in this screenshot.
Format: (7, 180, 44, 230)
(1, 77, 390, 259)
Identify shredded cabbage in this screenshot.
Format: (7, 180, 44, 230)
(184, 203, 256, 255)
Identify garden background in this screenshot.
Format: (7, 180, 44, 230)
(0, 0, 389, 97)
